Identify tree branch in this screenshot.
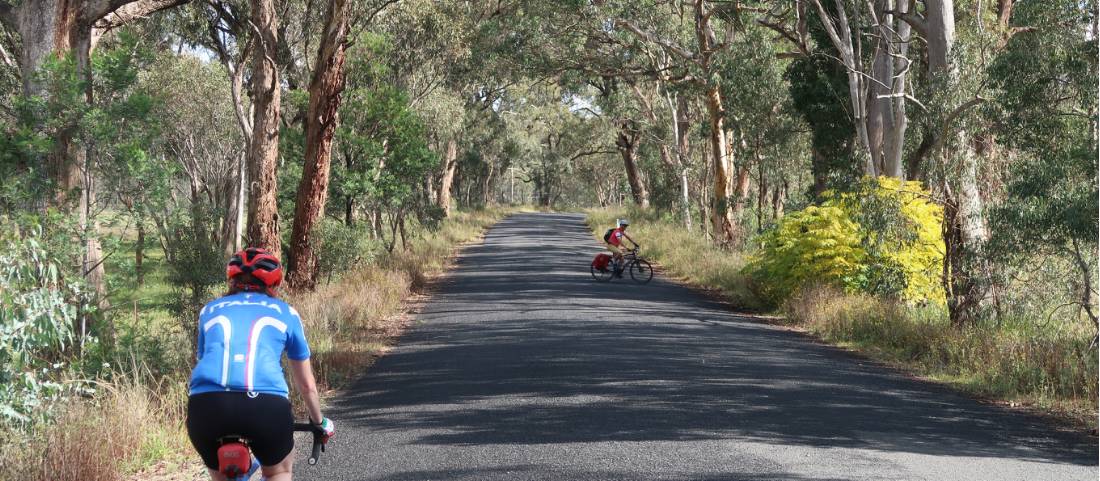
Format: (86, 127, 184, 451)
(885, 7, 927, 38)
(755, 17, 809, 57)
(351, 0, 399, 29)
(615, 18, 696, 63)
(930, 96, 987, 154)
(95, 0, 192, 37)
(569, 149, 617, 161)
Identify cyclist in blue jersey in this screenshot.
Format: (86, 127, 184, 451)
(186, 247, 334, 481)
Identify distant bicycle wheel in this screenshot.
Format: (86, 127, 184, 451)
(629, 259, 653, 284)
(591, 264, 614, 282)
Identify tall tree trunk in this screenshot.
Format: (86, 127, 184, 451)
(703, 86, 737, 244)
(673, 95, 693, 231)
(219, 153, 244, 256)
(921, 0, 991, 323)
(756, 160, 766, 232)
(882, 0, 911, 178)
(286, 0, 352, 290)
(437, 138, 459, 216)
(245, 0, 282, 257)
(481, 161, 495, 205)
(135, 218, 145, 285)
(615, 119, 650, 208)
(809, 0, 876, 176)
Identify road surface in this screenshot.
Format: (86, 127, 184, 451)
(297, 212, 1097, 481)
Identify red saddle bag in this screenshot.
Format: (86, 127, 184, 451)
(217, 441, 252, 477)
(592, 253, 612, 271)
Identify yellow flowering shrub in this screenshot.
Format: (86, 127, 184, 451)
(746, 177, 945, 306)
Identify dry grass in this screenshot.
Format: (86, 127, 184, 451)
(586, 208, 761, 310)
(785, 284, 1098, 429)
(0, 374, 191, 481)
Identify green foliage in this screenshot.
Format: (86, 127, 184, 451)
(746, 177, 945, 305)
(313, 219, 381, 284)
(745, 204, 864, 304)
(987, 0, 1099, 254)
(333, 32, 440, 228)
(0, 221, 92, 427)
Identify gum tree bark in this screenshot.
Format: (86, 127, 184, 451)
(616, 0, 742, 244)
(286, 0, 352, 290)
(615, 118, 650, 208)
(245, 0, 282, 257)
(897, 0, 991, 323)
(436, 138, 460, 216)
(807, 0, 912, 178)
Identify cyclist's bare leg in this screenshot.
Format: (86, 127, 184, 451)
(260, 451, 295, 481)
(205, 469, 229, 481)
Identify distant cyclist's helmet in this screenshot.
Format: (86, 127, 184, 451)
(618, 219, 630, 227)
(226, 247, 283, 291)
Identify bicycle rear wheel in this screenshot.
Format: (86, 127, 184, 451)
(629, 259, 653, 284)
(591, 264, 614, 282)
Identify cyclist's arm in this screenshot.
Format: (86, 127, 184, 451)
(289, 359, 324, 424)
(624, 233, 639, 247)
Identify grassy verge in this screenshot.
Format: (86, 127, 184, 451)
(0, 208, 513, 481)
(586, 207, 1098, 431)
(586, 208, 763, 311)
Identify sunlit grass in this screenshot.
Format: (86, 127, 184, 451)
(586, 207, 762, 310)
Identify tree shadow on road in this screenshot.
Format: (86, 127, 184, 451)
(331, 213, 1098, 469)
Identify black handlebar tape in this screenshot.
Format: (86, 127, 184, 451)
(292, 423, 325, 465)
(309, 437, 322, 465)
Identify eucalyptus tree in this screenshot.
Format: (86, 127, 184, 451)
(791, 0, 913, 178)
(0, 0, 187, 310)
(500, 82, 616, 207)
(986, 0, 1099, 329)
(136, 52, 243, 260)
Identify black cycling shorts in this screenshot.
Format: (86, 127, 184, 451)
(186, 391, 294, 469)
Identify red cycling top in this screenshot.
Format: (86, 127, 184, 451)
(608, 227, 626, 246)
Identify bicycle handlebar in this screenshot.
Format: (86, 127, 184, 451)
(293, 422, 326, 465)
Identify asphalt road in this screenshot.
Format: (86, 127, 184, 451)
(296, 212, 1097, 481)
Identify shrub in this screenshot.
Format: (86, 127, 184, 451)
(0, 375, 190, 481)
(745, 177, 944, 306)
(314, 218, 380, 284)
(0, 221, 90, 427)
(834, 177, 945, 303)
(743, 204, 864, 305)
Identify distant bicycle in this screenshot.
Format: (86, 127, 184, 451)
(590, 247, 653, 284)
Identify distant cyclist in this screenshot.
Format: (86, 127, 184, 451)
(187, 247, 334, 481)
(604, 219, 639, 276)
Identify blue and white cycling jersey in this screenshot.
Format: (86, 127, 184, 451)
(189, 292, 311, 398)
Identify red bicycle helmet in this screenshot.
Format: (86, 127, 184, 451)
(227, 247, 283, 291)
